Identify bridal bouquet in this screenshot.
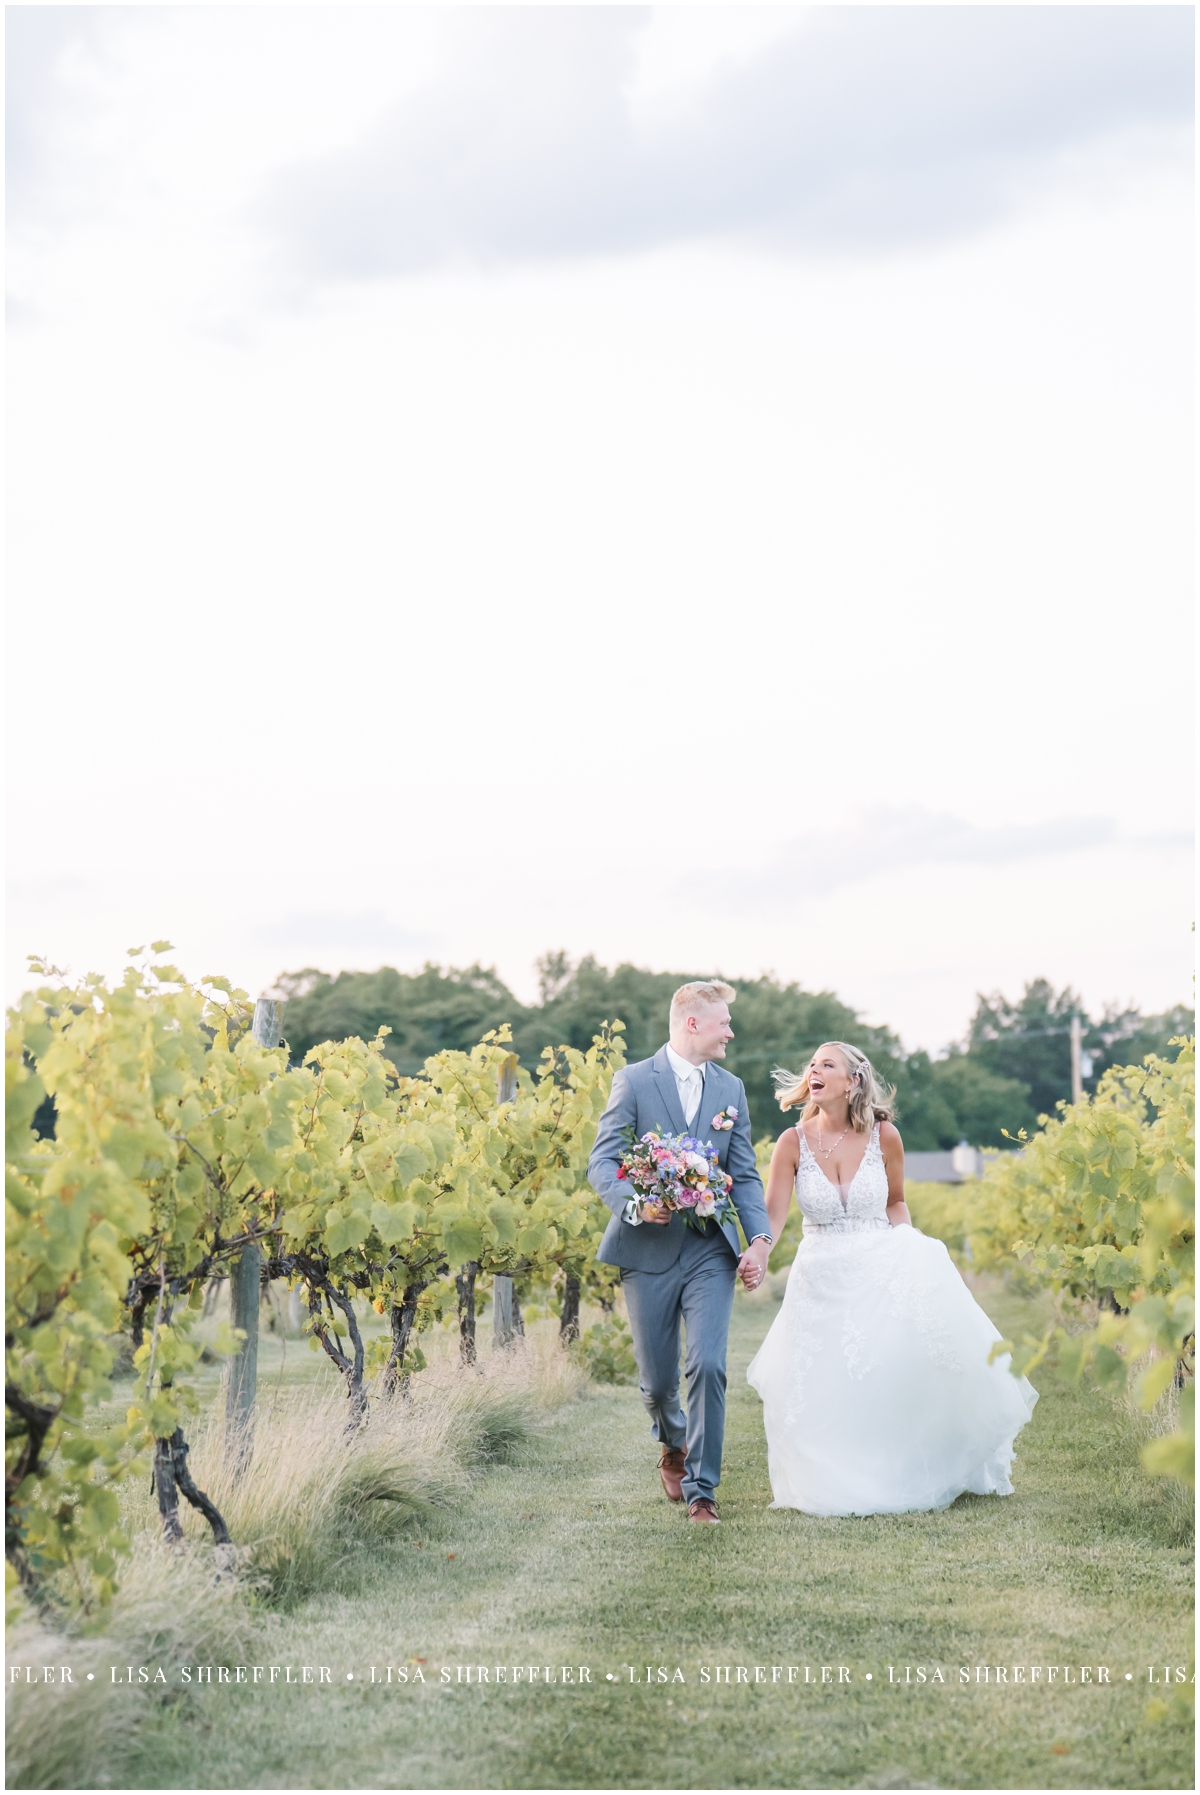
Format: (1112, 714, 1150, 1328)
(616, 1129, 735, 1230)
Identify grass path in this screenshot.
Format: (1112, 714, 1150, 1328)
(125, 1281, 1192, 1791)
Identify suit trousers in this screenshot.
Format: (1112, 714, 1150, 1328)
(620, 1222, 737, 1505)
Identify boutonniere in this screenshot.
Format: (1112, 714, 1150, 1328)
(711, 1107, 738, 1132)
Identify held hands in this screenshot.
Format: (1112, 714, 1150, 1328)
(638, 1200, 672, 1225)
(737, 1237, 771, 1290)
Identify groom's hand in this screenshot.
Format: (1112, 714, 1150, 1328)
(639, 1200, 672, 1225)
(737, 1238, 770, 1290)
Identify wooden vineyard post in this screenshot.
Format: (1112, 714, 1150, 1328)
(251, 996, 285, 1056)
(226, 1252, 260, 1471)
(496, 1052, 518, 1109)
(492, 1053, 520, 1348)
(225, 996, 284, 1470)
(492, 1276, 525, 1345)
(492, 1273, 514, 1347)
(456, 1262, 479, 1364)
(1070, 1013, 1083, 1105)
(559, 1272, 581, 1345)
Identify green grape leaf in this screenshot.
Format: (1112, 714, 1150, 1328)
(371, 1200, 416, 1246)
(443, 1215, 483, 1264)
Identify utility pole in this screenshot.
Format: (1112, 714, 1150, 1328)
(225, 996, 284, 1470)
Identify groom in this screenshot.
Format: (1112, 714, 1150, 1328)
(588, 981, 772, 1523)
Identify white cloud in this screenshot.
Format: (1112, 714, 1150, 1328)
(623, 7, 815, 122)
(704, 808, 1121, 904)
(257, 7, 1192, 283)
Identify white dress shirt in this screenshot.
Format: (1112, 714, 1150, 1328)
(665, 1042, 705, 1129)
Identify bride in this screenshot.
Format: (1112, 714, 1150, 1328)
(746, 1042, 1037, 1517)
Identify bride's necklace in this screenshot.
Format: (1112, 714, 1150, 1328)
(815, 1119, 850, 1160)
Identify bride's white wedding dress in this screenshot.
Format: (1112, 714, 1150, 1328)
(746, 1123, 1038, 1517)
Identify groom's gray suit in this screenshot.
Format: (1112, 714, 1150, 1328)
(588, 1047, 769, 1506)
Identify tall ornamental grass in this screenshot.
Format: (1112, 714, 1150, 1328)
(7, 1333, 583, 1788)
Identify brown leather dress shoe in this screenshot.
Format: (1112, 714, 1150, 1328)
(687, 1498, 720, 1524)
(658, 1446, 686, 1502)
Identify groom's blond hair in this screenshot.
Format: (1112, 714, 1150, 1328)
(670, 980, 736, 1029)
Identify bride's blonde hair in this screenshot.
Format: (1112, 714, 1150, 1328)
(773, 1041, 896, 1133)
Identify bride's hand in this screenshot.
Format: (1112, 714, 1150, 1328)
(737, 1239, 770, 1290)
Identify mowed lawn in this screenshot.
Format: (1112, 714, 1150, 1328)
(116, 1277, 1194, 1792)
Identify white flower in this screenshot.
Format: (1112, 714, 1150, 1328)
(686, 1152, 710, 1175)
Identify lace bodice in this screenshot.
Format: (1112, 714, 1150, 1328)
(795, 1122, 890, 1233)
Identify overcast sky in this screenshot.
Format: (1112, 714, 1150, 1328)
(6, 5, 1194, 1052)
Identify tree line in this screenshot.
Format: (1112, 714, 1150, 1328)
(276, 956, 1193, 1150)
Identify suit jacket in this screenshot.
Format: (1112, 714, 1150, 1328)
(589, 1046, 769, 1270)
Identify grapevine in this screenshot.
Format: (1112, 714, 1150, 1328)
(974, 1037, 1194, 1484)
(6, 952, 628, 1606)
